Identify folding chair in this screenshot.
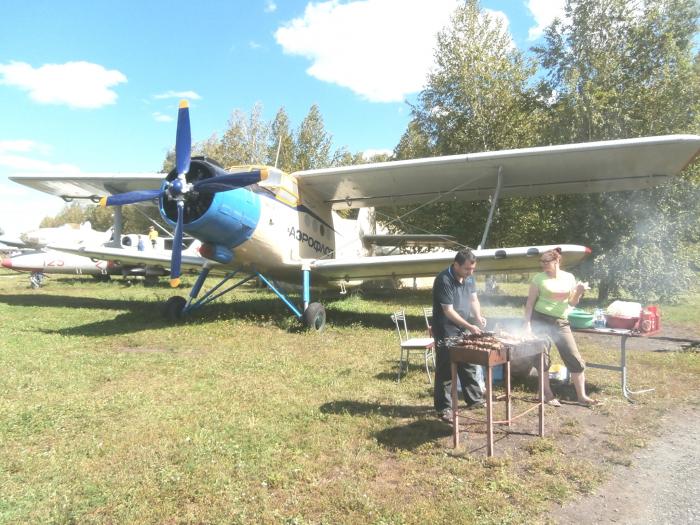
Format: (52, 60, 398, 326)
(422, 306, 434, 336)
(391, 309, 435, 383)
(423, 306, 438, 369)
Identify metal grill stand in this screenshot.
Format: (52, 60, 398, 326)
(449, 339, 547, 457)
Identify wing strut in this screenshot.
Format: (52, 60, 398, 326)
(478, 166, 503, 250)
(108, 206, 124, 248)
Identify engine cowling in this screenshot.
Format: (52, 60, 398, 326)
(160, 158, 261, 250)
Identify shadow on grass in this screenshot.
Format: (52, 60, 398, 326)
(0, 288, 556, 337)
(374, 420, 452, 450)
(320, 399, 448, 450)
(0, 294, 138, 311)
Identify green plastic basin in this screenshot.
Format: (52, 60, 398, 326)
(568, 308, 593, 329)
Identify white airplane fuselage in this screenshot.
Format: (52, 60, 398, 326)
(1, 249, 117, 275)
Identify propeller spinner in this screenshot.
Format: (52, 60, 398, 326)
(100, 100, 268, 287)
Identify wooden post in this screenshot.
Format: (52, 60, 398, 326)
(505, 361, 512, 427)
(451, 362, 459, 448)
(538, 351, 545, 437)
(486, 365, 494, 457)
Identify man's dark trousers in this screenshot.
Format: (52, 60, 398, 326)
(434, 340, 483, 413)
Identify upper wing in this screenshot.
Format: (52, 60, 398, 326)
(9, 172, 163, 201)
(311, 245, 590, 280)
(295, 135, 700, 209)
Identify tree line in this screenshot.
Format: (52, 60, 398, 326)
(41, 0, 698, 302)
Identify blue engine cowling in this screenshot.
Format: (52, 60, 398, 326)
(160, 158, 261, 251)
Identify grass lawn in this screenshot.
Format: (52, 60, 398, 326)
(0, 270, 698, 524)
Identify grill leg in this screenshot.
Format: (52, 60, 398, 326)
(486, 365, 494, 457)
(538, 352, 545, 437)
(505, 361, 512, 427)
(451, 362, 459, 448)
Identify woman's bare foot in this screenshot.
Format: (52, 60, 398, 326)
(578, 397, 603, 407)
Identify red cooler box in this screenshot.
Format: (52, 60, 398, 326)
(604, 315, 639, 330)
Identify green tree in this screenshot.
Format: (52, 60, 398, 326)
(268, 107, 295, 172)
(40, 203, 162, 236)
(220, 103, 270, 168)
(386, 0, 542, 248)
(294, 104, 333, 171)
(39, 202, 88, 227)
(534, 0, 700, 301)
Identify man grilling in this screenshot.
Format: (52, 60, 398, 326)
(432, 249, 487, 422)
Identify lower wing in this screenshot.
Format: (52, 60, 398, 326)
(310, 245, 590, 281)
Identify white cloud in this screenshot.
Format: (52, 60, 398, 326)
(0, 61, 126, 109)
(275, 0, 463, 103)
(526, 0, 566, 40)
(153, 90, 202, 100)
(0, 140, 81, 234)
(249, 40, 262, 49)
(265, 1, 277, 13)
(0, 140, 79, 173)
(152, 112, 174, 123)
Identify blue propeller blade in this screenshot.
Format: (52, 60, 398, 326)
(100, 189, 163, 207)
(193, 169, 268, 194)
(175, 100, 191, 176)
(170, 201, 184, 287)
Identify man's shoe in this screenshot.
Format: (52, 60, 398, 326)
(439, 409, 454, 423)
(466, 399, 486, 410)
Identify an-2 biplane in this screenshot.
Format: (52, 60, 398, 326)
(11, 101, 700, 329)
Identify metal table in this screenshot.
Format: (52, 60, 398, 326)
(575, 327, 659, 401)
(448, 339, 547, 457)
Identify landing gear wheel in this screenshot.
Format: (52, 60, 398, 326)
(163, 296, 187, 322)
(302, 302, 326, 332)
(30, 272, 45, 289)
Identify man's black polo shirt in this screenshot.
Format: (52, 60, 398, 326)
(432, 266, 476, 341)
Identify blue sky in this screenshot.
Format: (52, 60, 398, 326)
(0, 0, 565, 235)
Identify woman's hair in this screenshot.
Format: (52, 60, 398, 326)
(540, 247, 562, 263)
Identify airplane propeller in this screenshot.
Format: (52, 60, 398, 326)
(99, 99, 267, 287)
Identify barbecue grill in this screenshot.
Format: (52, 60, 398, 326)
(447, 333, 549, 456)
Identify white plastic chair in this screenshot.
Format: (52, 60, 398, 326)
(422, 307, 433, 334)
(391, 309, 435, 383)
(422, 306, 438, 371)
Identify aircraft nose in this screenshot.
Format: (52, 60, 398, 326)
(1, 258, 12, 269)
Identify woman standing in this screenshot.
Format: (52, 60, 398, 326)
(524, 248, 600, 406)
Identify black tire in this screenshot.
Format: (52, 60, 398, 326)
(302, 302, 326, 332)
(30, 273, 44, 289)
(143, 275, 159, 287)
(163, 296, 187, 322)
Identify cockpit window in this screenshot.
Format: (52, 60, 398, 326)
(258, 167, 299, 206)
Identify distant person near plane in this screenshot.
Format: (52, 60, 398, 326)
(148, 226, 158, 248)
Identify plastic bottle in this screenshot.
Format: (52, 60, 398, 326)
(593, 308, 606, 328)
